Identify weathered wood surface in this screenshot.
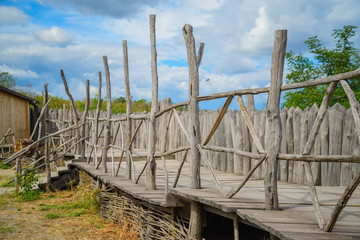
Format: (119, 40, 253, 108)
(51, 101, 360, 187)
(71, 154, 360, 239)
(264, 29, 287, 210)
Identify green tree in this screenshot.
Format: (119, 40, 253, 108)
(0, 72, 16, 89)
(283, 25, 360, 109)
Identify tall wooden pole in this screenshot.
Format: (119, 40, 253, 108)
(264, 30, 287, 211)
(44, 83, 51, 190)
(101, 56, 112, 173)
(81, 79, 90, 160)
(123, 40, 133, 180)
(147, 14, 159, 190)
(183, 23, 202, 240)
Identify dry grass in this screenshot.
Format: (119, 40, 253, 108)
(0, 169, 140, 240)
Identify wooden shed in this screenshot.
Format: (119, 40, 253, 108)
(0, 85, 39, 141)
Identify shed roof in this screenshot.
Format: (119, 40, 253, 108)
(0, 85, 38, 105)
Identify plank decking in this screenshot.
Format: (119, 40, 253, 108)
(71, 156, 360, 240)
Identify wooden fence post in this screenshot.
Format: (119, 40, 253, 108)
(147, 14, 159, 190)
(81, 79, 90, 160)
(123, 40, 133, 180)
(101, 56, 112, 173)
(44, 83, 51, 190)
(183, 23, 202, 240)
(264, 30, 287, 211)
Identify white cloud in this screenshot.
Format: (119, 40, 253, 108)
(33, 27, 74, 46)
(0, 64, 39, 79)
(0, 6, 29, 25)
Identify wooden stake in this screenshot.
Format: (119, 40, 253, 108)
(123, 40, 133, 180)
(183, 23, 202, 240)
(101, 56, 112, 173)
(60, 70, 80, 153)
(81, 79, 90, 160)
(147, 14, 159, 190)
(44, 83, 51, 190)
(264, 30, 287, 211)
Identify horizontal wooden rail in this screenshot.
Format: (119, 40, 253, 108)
(197, 69, 360, 101)
(277, 154, 360, 163)
(202, 145, 264, 159)
(155, 146, 190, 157)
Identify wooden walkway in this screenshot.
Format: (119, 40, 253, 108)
(71, 155, 360, 240)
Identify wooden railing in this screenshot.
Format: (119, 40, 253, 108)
(4, 14, 360, 239)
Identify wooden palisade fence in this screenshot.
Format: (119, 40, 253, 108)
(4, 14, 360, 239)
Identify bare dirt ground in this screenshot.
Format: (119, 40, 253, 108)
(0, 169, 139, 240)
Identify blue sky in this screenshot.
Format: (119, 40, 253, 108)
(1, 0, 360, 110)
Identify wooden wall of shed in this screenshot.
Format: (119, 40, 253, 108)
(0, 90, 30, 140)
(49, 99, 360, 187)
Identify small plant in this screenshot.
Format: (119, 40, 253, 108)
(17, 166, 40, 202)
(45, 213, 61, 219)
(0, 163, 11, 169)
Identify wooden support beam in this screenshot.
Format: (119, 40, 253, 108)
(81, 79, 90, 160)
(101, 56, 112, 173)
(299, 82, 338, 230)
(30, 98, 51, 140)
(60, 69, 80, 153)
(264, 30, 287, 211)
(173, 150, 188, 188)
(237, 96, 265, 153)
(147, 14, 159, 190)
(234, 214, 239, 240)
(324, 80, 360, 232)
(203, 95, 234, 146)
(123, 40, 133, 180)
(183, 23, 202, 240)
(44, 83, 51, 190)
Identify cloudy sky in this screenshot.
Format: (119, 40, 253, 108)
(1, 0, 359, 110)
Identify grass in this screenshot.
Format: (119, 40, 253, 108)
(0, 171, 140, 239)
(0, 163, 11, 169)
(0, 174, 15, 187)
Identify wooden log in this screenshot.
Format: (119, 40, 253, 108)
(183, 22, 202, 187)
(30, 98, 51, 140)
(229, 110, 238, 173)
(60, 69, 80, 153)
(173, 150, 188, 188)
(226, 154, 267, 198)
(324, 80, 360, 232)
(147, 15, 159, 190)
(196, 69, 360, 102)
(277, 153, 360, 162)
(201, 145, 264, 159)
(237, 96, 265, 153)
(44, 83, 51, 190)
(340, 80, 360, 144)
(264, 29, 287, 211)
(189, 201, 202, 240)
(233, 214, 239, 240)
(81, 80, 90, 160)
(123, 40, 133, 179)
(101, 56, 112, 173)
(203, 96, 234, 146)
(183, 23, 202, 240)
